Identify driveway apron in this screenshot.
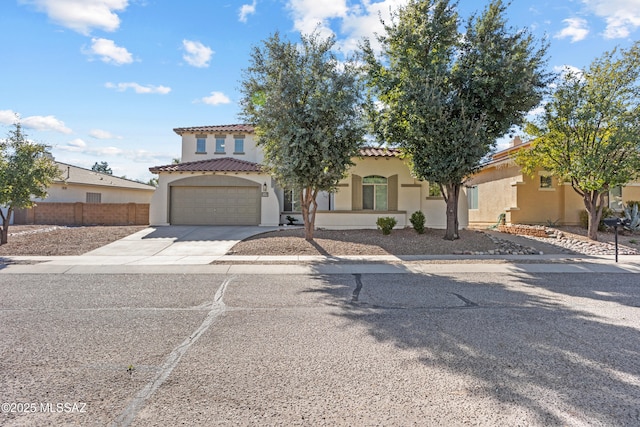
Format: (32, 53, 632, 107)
(82, 226, 277, 257)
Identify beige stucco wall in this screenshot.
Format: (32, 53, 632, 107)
(332, 156, 468, 229)
(40, 183, 154, 204)
(181, 133, 263, 164)
(149, 171, 279, 226)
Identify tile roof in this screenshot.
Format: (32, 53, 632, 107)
(173, 124, 255, 135)
(55, 162, 156, 190)
(149, 157, 262, 173)
(359, 146, 401, 157)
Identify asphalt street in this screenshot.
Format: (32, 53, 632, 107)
(1, 270, 639, 426)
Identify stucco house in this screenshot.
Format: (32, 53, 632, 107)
(149, 124, 468, 229)
(13, 161, 155, 225)
(467, 137, 640, 227)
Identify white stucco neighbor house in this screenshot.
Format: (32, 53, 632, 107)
(13, 161, 156, 225)
(148, 124, 469, 229)
(44, 161, 156, 204)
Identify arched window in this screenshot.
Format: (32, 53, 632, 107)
(363, 176, 388, 210)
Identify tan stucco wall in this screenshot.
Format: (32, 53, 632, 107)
(467, 162, 520, 226)
(149, 171, 279, 226)
(41, 183, 154, 204)
(469, 159, 640, 226)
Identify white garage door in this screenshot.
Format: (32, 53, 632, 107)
(170, 186, 260, 225)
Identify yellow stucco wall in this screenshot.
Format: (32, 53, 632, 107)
(469, 159, 640, 226)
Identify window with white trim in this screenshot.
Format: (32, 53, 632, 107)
(196, 137, 206, 153)
(467, 186, 478, 210)
(609, 186, 623, 211)
(215, 137, 225, 154)
(283, 188, 300, 212)
(363, 176, 388, 210)
(234, 137, 244, 154)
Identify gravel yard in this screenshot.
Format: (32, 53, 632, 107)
(1, 223, 638, 257)
(0, 225, 147, 256)
(230, 227, 497, 255)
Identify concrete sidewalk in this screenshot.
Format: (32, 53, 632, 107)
(2, 253, 640, 275)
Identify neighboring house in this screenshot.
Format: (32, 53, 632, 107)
(13, 161, 156, 225)
(467, 137, 640, 227)
(149, 124, 469, 229)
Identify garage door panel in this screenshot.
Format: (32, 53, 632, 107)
(170, 186, 260, 225)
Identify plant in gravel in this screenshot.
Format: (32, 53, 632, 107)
(410, 211, 425, 234)
(127, 365, 135, 377)
(376, 217, 397, 235)
(623, 203, 640, 232)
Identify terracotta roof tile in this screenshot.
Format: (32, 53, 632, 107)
(359, 146, 400, 157)
(149, 157, 262, 173)
(173, 124, 255, 135)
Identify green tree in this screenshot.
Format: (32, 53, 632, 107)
(516, 42, 640, 241)
(362, 0, 549, 239)
(240, 31, 366, 240)
(92, 161, 112, 175)
(0, 122, 61, 245)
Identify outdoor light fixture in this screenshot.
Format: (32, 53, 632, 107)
(263, 182, 267, 192)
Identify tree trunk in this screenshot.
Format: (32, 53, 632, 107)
(300, 186, 318, 241)
(583, 191, 605, 241)
(442, 183, 460, 241)
(0, 207, 11, 245)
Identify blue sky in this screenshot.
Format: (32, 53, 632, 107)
(2, 0, 639, 182)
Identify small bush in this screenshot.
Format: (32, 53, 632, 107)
(410, 211, 425, 234)
(579, 207, 616, 231)
(625, 200, 640, 209)
(376, 216, 397, 235)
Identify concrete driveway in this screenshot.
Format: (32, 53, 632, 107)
(83, 225, 277, 258)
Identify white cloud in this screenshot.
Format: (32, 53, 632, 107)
(581, 0, 640, 39)
(23, 115, 73, 134)
(105, 82, 171, 94)
(339, 0, 408, 52)
(66, 138, 87, 150)
(19, 0, 128, 35)
(89, 129, 120, 139)
(84, 38, 133, 65)
(555, 18, 589, 42)
(0, 110, 72, 134)
(0, 109, 19, 124)
(554, 64, 584, 78)
(286, 0, 350, 36)
(199, 91, 232, 105)
(182, 40, 213, 68)
(239, 0, 257, 23)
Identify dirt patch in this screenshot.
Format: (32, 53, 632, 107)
(0, 225, 147, 256)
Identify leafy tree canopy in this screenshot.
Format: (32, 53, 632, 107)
(517, 41, 640, 240)
(362, 0, 549, 239)
(0, 122, 61, 244)
(92, 161, 113, 175)
(239, 31, 367, 239)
